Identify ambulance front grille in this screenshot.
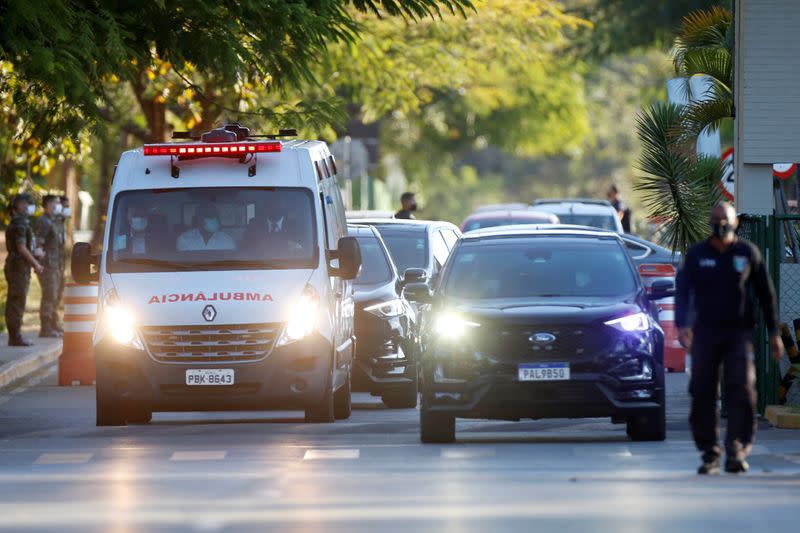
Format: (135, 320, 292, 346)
(141, 323, 280, 363)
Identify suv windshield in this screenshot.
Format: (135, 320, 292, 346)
(107, 187, 317, 273)
(354, 236, 393, 286)
(445, 237, 636, 299)
(372, 226, 428, 273)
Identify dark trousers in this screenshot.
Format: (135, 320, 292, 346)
(4, 262, 31, 334)
(689, 327, 757, 460)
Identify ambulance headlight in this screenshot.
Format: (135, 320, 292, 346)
(278, 286, 320, 346)
(102, 290, 143, 349)
(106, 305, 136, 345)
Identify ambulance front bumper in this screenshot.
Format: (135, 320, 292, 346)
(94, 334, 333, 412)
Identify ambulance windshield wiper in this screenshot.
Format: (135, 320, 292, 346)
(117, 258, 194, 271)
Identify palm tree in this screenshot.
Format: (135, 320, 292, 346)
(673, 6, 733, 147)
(634, 6, 731, 254)
(635, 102, 722, 254)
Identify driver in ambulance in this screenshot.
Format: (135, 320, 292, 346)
(176, 204, 236, 251)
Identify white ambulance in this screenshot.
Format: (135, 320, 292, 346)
(72, 124, 361, 425)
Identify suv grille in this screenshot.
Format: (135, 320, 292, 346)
(479, 324, 614, 361)
(141, 323, 280, 363)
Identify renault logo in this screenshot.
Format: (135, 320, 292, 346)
(202, 305, 217, 322)
(529, 332, 556, 345)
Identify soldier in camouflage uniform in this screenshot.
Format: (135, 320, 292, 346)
(4, 194, 44, 346)
(35, 195, 64, 338)
(55, 195, 71, 331)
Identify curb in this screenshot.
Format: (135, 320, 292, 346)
(0, 342, 62, 391)
(765, 405, 800, 429)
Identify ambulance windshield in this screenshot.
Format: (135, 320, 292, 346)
(107, 187, 318, 272)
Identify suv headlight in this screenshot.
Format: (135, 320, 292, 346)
(277, 286, 320, 346)
(364, 299, 404, 318)
(101, 290, 143, 349)
(435, 312, 480, 340)
(605, 312, 649, 332)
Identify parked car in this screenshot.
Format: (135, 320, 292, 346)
(354, 219, 462, 283)
(531, 199, 624, 233)
(460, 209, 559, 232)
(349, 224, 420, 408)
(469, 203, 530, 214)
(406, 225, 668, 443)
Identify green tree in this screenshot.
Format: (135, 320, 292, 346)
(320, 0, 592, 220)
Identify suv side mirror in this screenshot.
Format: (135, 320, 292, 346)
(331, 237, 362, 280)
(403, 282, 433, 303)
(71, 242, 99, 283)
(402, 268, 427, 285)
(648, 279, 675, 300)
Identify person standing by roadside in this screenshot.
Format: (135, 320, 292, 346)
(34, 195, 64, 338)
(675, 202, 783, 475)
(607, 184, 631, 233)
(394, 192, 418, 220)
(54, 194, 71, 334)
(4, 194, 44, 346)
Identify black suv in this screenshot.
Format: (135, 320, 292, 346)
(349, 225, 420, 408)
(406, 226, 670, 443)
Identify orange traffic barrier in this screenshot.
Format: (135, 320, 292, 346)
(657, 297, 686, 373)
(59, 283, 98, 386)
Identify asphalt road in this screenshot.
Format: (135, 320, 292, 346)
(0, 368, 798, 532)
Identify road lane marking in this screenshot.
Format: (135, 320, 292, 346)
(303, 449, 359, 460)
(170, 451, 227, 461)
(441, 448, 496, 459)
(34, 453, 93, 465)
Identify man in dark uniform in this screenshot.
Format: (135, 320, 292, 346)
(394, 192, 417, 220)
(676, 202, 783, 475)
(4, 194, 45, 346)
(35, 195, 64, 337)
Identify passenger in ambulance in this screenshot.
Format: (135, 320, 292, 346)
(114, 205, 152, 256)
(176, 204, 236, 251)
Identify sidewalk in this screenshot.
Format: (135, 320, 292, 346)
(0, 330, 62, 390)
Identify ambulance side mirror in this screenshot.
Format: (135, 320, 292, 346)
(71, 242, 99, 284)
(330, 237, 362, 280)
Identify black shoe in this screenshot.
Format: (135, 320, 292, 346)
(8, 336, 34, 347)
(698, 456, 721, 475)
(725, 457, 749, 474)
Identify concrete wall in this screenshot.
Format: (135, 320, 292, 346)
(735, 0, 800, 213)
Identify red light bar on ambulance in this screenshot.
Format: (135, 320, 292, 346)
(142, 141, 281, 157)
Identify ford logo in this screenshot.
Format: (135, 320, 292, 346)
(529, 332, 556, 345)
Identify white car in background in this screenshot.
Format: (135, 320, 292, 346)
(531, 199, 624, 234)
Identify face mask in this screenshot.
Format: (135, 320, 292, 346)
(130, 216, 148, 232)
(409, 203, 418, 212)
(62, 207, 72, 217)
(54, 204, 63, 215)
(26, 205, 35, 216)
(711, 222, 734, 240)
(203, 218, 220, 233)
